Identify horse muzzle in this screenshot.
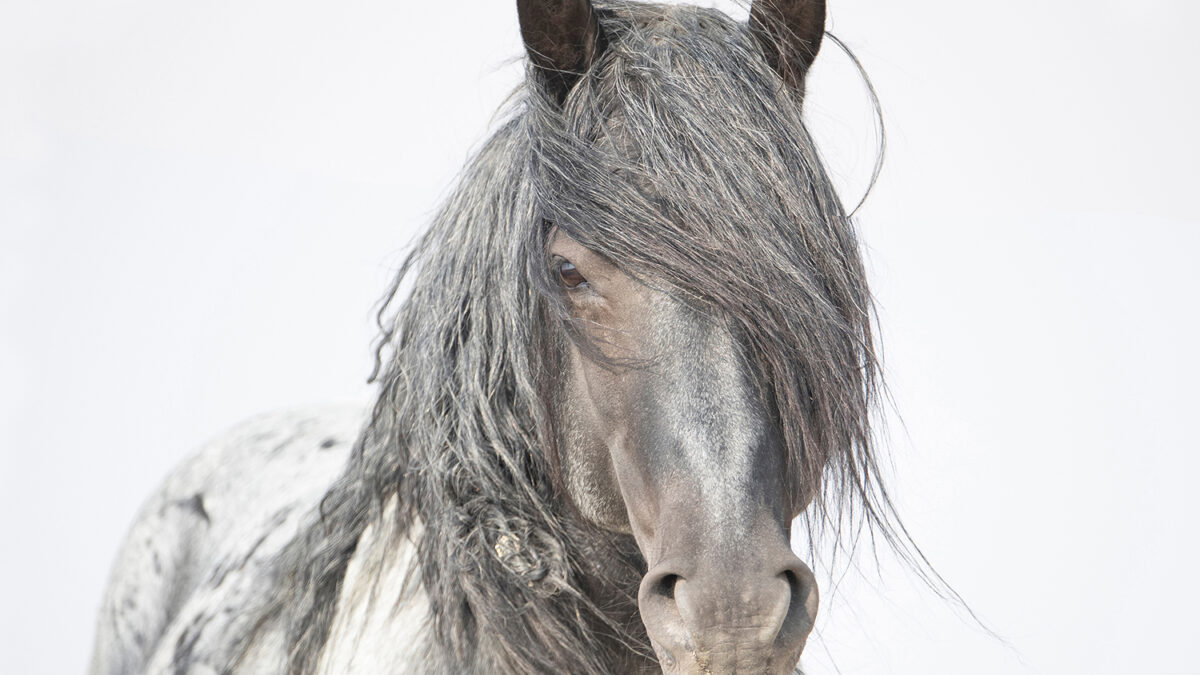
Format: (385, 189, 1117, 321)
(637, 536, 818, 674)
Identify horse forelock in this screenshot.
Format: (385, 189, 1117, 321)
(270, 3, 917, 674)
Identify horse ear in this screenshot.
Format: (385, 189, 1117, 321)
(517, 0, 605, 104)
(749, 0, 827, 90)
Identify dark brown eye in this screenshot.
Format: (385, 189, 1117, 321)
(556, 260, 587, 289)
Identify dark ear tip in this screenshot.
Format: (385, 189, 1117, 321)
(749, 0, 827, 89)
(518, 0, 605, 104)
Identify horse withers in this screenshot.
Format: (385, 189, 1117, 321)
(92, 2, 897, 673)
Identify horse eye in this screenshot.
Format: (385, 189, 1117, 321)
(556, 260, 587, 289)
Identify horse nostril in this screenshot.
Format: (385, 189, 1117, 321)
(775, 561, 819, 652)
(782, 568, 801, 602)
(652, 573, 680, 602)
(638, 568, 692, 660)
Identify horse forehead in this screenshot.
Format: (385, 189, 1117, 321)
(620, 4, 730, 42)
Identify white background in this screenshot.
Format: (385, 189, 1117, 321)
(2, 1, 1197, 673)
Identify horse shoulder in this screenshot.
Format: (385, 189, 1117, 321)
(90, 406, 362, 675)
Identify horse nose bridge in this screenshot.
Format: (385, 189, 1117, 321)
(629, 317, 787, 519)
(637, 427, 790, 545)
(634, 292, 772, 461)
(624, 390, 792, 566)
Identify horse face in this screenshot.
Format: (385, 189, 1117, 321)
(548, 229, 818, 674)
(520, 1, 834, 670)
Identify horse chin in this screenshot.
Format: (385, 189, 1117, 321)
(651, 646, 804, 675)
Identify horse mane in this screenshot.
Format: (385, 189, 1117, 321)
(261, 3, 938, 673)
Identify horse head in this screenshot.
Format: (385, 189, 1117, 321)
(517, 1, 854, 672)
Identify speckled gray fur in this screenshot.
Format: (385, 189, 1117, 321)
(90, 408, 361, 674)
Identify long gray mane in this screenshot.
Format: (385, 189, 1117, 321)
(257, 3, 927, 673)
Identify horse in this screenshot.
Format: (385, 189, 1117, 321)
(90, 1, 914, 672)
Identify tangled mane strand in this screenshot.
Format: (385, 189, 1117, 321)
(265, 2, 958, 673)
(272, 113, 651, 674)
